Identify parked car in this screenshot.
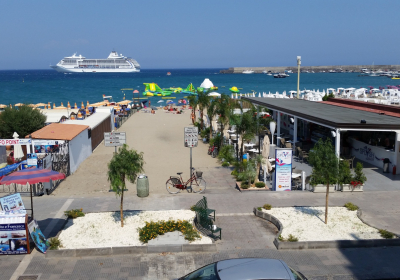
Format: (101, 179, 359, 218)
(177, 258, 307, 280)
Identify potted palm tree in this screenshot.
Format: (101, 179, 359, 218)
(339, 160, 353, 192)
(350, 162, 366, 192)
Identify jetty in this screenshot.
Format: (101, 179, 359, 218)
(220, 65, 400, 74)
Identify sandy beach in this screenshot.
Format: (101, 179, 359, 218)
(52, 109, 221, 197)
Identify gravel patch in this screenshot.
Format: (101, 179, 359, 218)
(262, 206, 383, 241)
(59, 210, 212, 249)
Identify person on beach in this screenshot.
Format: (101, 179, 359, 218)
(191, 111, 195, 124)
(148, 100, 151, 107)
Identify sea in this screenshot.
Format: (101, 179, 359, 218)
(0, 69, 398, 106)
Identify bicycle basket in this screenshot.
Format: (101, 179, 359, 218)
(170, 177, 181, 185)
(196, 171, 203, 178)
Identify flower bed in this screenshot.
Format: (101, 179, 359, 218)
(58, 210, 212, 249)
(262, 206, 382, 241)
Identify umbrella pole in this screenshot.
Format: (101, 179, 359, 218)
(30, 183, 34, 220)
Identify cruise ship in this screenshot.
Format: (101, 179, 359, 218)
(50, 51, 140, 73)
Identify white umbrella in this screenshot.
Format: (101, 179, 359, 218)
(262, 135, 272, 172)
(13, 132, 24, 161)
(157, 100, 164, 103)
(258, 92, 261, 97)
(231, 94, 233, 99)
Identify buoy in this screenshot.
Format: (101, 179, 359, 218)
(393, 165, 396, 175)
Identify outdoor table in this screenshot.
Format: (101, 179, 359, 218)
(268, 158, 275, 162)
(243, 143, 255, 148)
(291, 173, 301, 179)
(227, 130, 236, 134)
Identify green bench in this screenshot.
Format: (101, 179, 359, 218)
(194, 196, 221, 240)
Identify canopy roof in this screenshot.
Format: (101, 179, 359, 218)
(242, 97, 400, 130)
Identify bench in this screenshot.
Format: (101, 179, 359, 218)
(194, 196, 221, 240)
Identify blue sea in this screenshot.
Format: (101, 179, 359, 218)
(0, 69, 399, 106)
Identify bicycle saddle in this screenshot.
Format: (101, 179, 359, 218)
(177, 172, 183, 175)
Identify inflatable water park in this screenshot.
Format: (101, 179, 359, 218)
(142, 79, 219, 97)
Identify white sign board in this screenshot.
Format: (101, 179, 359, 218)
(274, 148, 292, 191)
(104, 132, 126, 147)
(0, 139, 31, 146)
(184, 127, 198, 148)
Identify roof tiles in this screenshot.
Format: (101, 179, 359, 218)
(27, 123, 89, 140)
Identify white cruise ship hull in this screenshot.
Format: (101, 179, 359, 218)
(51, 65, 140, 73)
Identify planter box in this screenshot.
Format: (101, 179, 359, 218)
(341, 184, 364, 192)
(311, 184, 335, 193)
(236, 181, 270, 192)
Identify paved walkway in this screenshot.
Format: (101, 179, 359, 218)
(2, 110, 400, 279)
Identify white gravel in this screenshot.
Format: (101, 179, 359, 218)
(262, 206, 382, 241)
(58, 210, 212, 249)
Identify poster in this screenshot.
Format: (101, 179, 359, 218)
(27, 153, 38, 167)
(0, 215, 28, 255)
(0, 193, 26, 214)
(28, 219, 49, 253)
(274, 148, 292, 191)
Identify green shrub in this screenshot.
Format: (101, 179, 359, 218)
(49, 237, 62, 250)
(353, 162, 367, 185)
(255, 182, 265, 188)
(257, 207, 262, 211)
(64, 209, 85, 219)
(190, 205, 197, 211)
(218, 145, 235, 163)
(200, 127, 210, 139)
(278, 234, 284, 241)
(263, 204, 272, 210)
(287, 234, 298, 242)
(240, 182, 249, 189)
(344, 202, 359, 211)
(231, 170, 238, 178)
(138, 220, 201, 243)
(379, 229, 395, 239)
(222, 162, 230, 167)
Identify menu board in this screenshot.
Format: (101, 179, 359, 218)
(28, 219, 49, 253)
(0, 214, 30, 255)
(274, 148, 292, 191)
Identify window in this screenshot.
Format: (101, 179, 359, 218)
(181, 263, 218, 280)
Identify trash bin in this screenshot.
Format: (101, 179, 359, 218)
(137, 174, 149, 197)
(383, 158, 391, 173)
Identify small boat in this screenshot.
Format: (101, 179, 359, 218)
(167, 72, 171, 76)
(273, 73, 288, 78)
(242, 70, 254, 74)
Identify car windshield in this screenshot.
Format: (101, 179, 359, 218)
(180, 263, 219, 280)
(289, 267, 306, 280)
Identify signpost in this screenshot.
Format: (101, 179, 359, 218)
(274, 148, 293, 191)
(104, 132, 126, 153)
(184, 127, 198, 191)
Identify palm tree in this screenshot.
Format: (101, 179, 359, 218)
(108, 144, 145, 227)
(216, 95, 234, 148)
(233, 108, 257, 162)
(197, 89, 210, 130)
(253, 154, 266, 183)
(187, 95, 198, 120)
(206, 99, 218, 140)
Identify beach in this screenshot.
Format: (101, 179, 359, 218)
(52, 108, 222, 197)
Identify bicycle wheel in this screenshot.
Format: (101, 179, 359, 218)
(207, 146, 212, 155)
(192, 178, 206, 193)
(212, 148, 218, 158)
(166, 179, 181, 194)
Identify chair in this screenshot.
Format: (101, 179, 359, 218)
(299, 150, 309, 163)
(285, 142, 292, 149)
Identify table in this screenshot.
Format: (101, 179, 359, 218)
(243, 143, 255, 148)
(292, 173, 301, 179)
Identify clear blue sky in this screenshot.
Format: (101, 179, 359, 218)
(1, 0, 399, 69)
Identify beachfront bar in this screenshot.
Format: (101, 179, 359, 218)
(242, 97, 400, 174)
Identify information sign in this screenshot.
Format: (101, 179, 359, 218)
(274, 148, 292, 191)
(27, 153, 38, 167)
(0, 214, 30, 255)
(0, 139, 31, 146)
(104, 132, 126, 147)
(0, 193, 26, 213)
(184, 127, 198, 148)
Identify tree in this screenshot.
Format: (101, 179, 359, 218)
(308, 139, 339, 224)
(232, 108, 257, 162)
(206, 99, 218, 140)
(197, 89, 210, 130)
(216, 95, 234, 148)
(108, 144, 145, 227)
(0, 105, 46, 138)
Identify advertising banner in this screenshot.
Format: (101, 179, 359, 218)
(274, 148, 292, 191)
(33, 140, 61, 154)
(0, 139, 32, 146)
(0, 215, 29, 255)
(0, 193, 26, 213)
(28, 219, 49, 253)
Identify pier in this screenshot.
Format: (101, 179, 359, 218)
(220, 65, 400, 74)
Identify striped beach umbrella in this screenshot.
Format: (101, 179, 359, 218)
(0, 167, 66, 185)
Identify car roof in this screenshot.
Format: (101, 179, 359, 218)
(216, 258, 293, 280)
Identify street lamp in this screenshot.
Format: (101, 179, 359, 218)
(297, 56, 301, 99)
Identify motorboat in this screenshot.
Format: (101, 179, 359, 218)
(242, 69, 255, 74)
(273, 73, 288, 78)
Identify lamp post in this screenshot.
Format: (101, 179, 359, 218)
(297, 56, 301, 99)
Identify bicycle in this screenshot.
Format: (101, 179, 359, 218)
(208, 144, 218, 158)
(166, 168, 206, 194)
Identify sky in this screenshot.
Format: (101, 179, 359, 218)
(1, 0, 399, 70)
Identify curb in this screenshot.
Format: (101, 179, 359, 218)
(253, 207, 400, 250)
(45, 243, 217, 258)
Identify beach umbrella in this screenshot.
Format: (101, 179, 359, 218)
(67, 102, 71, 109)
(74, 102, 77, 108)
(157, 100, 164, 103)
(207, 92, 221, 97)
(0, 104, 7, 108)
(258, 92, 261, 98)
(0, 167, 66, 185)
(262, 135, 272, 173)
(12, 132, 24, 161)
(34, 103, 46, 108)
(151, 106, 158, 110)
(55, 106, 67, 109)
(53, 103, 56, 109)
(81, 102, 84, 108)
(167, 101, 175, 104)
(15, 103, 24, 107)
(133, 90, 139, 93)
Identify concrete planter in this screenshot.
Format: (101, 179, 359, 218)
(342, 184, 364, 192)
(312, 184, 335, 193)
